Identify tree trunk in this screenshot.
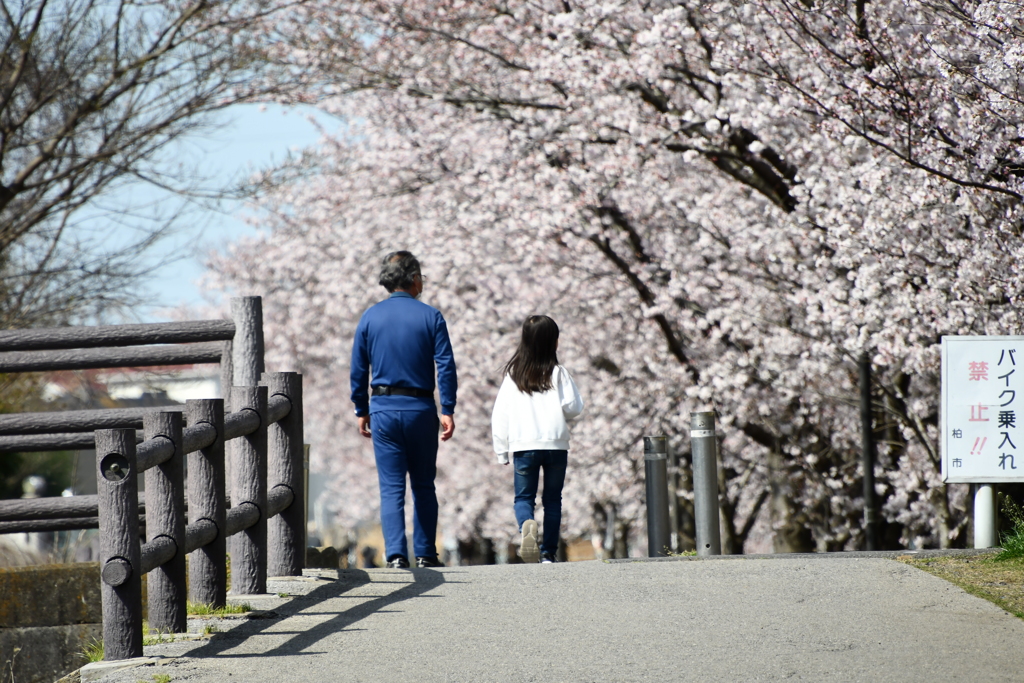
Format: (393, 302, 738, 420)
(767, 449, 814, 553)
(591, 502, 611, 560)
(934, 484, 954, 549)
(674, 456, 696, 551)
(613, 517, 630, 559)
(718, 460, 739, 555)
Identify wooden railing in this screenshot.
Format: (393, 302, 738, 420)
(0, 297, 306, 660)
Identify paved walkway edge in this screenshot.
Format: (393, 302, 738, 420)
(78, 656, 169, 682)
(608, 548, 1000, 562)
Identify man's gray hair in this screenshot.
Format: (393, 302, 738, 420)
(379, 251, 421, 292)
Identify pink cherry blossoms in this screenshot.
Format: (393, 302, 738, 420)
(207, 0, 1024, 554)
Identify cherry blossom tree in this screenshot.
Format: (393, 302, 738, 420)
(209, 0, 1024, 555)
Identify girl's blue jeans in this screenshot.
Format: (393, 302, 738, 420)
(513, 449, 567, 555)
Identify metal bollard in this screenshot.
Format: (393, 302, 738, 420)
(691, 412, 722, 556)
(644, 436, 671, 557)
(974, 484, 997, 549)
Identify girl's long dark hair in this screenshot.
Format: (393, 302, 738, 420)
(504, 315, 559, 394)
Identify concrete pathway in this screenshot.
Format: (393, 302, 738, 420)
(93, 553, 1024, 682)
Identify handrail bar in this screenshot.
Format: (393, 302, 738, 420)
(266, 484, 294, 519)
(221, 393, 290, 441)
(0, 320, 235, 352)
(0, 515, 147, 533)
(0, 431, 145, 454)
(0, 342, 225, 374)
(224, 502, 261, 538)
(182, 422, 218, 458)
(136, 436, 175, 473)
(0, 395, 288, 440)
(0, 494, 142, 521)
(185, 518, 218, 555)
(0, 406, 184, 436)
(268, 393, 291, 424)
(141, 536, 177, 576)
(223, 407, 261, 441)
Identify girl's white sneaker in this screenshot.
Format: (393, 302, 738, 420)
(519, 519, 540, 563)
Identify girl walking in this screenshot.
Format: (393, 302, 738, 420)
(491, 315, 584, 563)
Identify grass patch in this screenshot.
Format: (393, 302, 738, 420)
(142, 631, 173, 646)
(82, 638, 104, 663)
(995, 497, 1024, 560)
(186, 601, 251, 616)
(898, 553, 1024, 620)
(139, 675, 172, 683)
(77, 610, 231, 665)
(902, 495, 1024, 620)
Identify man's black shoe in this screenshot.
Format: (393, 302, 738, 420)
(415, 556, 444, 568)
(386, 555, 410, 569)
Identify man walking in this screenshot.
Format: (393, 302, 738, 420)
(350, 251, 457, 568)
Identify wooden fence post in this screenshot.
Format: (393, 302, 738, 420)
(229, 296, 262, 493)
(263, 372, 304, 576)
(96, 428, 143, 660)
(144, 411, 186, 632)
(231, 385, 268, 594)
(303, 444, 310, 561)
(187, 399, 226, 607)
(220, 340, 233, 412)
(231, 297, 264, 387)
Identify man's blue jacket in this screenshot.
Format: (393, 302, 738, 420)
(350, 291, 458, 417)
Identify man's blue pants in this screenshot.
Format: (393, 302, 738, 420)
(370, 409, 439, 561)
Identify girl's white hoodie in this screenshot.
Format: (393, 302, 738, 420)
(491, 365, 584, 464)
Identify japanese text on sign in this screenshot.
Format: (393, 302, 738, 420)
(942, 336, 1024, 483)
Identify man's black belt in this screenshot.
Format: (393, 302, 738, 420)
(372, 385, 433, 398)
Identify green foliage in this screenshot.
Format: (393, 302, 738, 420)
(82, 638, 104, 663)
(142, 632, 171, 646)
(996, 497, 1024, 561)
(186, 601, 251, 616)
(0, 373, 75, 500)
(139, 675, 172, 683)
(0, 450, 76, 500)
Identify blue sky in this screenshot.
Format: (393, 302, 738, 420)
(126, 103, 329, 320)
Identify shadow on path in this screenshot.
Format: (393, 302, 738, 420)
(185, 568, 450, 659)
